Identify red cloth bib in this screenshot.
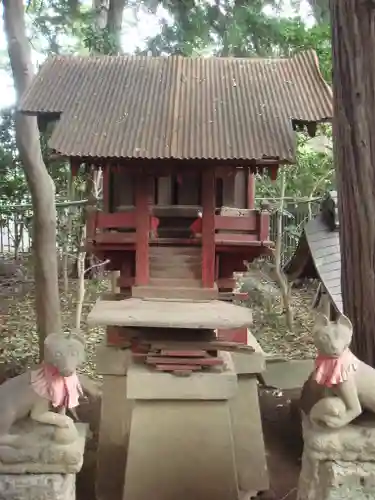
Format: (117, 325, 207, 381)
(314, 349, 358, 387)
(31, 363, 82, 409)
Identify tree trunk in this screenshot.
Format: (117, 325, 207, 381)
(308, 0, 330, 23)
(3, 0, 61, 354)
(330, 0, 375, 366)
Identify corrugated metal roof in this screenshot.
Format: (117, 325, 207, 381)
(284, 199, 342, 314)
(20, 50, 332, 161)
(305, 215, 342, 314)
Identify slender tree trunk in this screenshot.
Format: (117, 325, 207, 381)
(331, 0, 375, 366)
(3, 0, 61, 354)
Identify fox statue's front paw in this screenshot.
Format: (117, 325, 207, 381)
(54, 421, 78, 444)
(310, 396, 347, 428)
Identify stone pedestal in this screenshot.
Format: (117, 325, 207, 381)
(298, 413, 375, 500)
(123, 352, 239, 500)
(0, 421, 87, 500)
(96, 344, 133, 500)
(229, 332, 269, 496)
(0, 473, 76, 500)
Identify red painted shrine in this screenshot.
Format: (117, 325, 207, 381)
(19, 51, 332, 500)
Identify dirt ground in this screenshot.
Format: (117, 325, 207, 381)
(76, 387, 303, 500)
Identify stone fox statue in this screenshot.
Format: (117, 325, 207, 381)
(302, 313, 375, 429)
(0, 331, 85, 446)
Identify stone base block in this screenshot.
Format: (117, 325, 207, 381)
(298, 413, 375, 500)
(230, 375, 269, 494)
(230, 331, 266, 375)
(298, 454, 375, 500)
(0, 473, 75, 500)
(302, 412, 375, 462)
(96, 375, 133, 500)
(123, 400, 239, 500)
(127, 351, 237, 400)
(0, 421, 87, 474)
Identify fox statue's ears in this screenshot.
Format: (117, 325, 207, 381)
(314, 313, 353, 332)
(336, 314, 353, 332)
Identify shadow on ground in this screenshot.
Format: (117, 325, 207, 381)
(76, 387, 303, 500)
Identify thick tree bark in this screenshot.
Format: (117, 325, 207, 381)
(3, 0, 61, 353)
(330, 0, 375, 366)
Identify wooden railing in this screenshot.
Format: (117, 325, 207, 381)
(96, 211, 136, 230)
(86, 209, 271, 246)
(214, 211, 270, 244)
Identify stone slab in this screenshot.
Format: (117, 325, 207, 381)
(123, 399, 238, 500)
(229, 375, 269, 493)
(302, 413, 375, 462)
(0, 473, 75, 500)
(96, 375, 133, 500)
(96, 343, 132, 376)
(263, 359, 314, 390)
(127, 352, 237, 400)
(230, 331, 266, 374)
(298, 455, 375, 500)
(0, 421, 87, 474)
(87, 297, 253, 329)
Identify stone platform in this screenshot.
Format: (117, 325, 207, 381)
(87, 296, 253, 329)
(0, 421, 87, 500)
(298, 413, 375, 500)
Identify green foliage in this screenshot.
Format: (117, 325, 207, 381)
(256, 129, 334, 202)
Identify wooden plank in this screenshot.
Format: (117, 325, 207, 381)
(146, 356, 224, 366)
(160, 350, 207, 357)
(157, 177, 173, 205)
(215, 233, 258, 244)
(95, 233, 136, 244)
(234, 169, 246, 208)
(215, 215, 257, 232)
(247, 169, 255, 209)
(103, 164, 111, 212)
(86, 208, 97, 243)
(222, 173, 235, 207)
(142, 340, 255, 354)
(219, 292, 248, 301)
(96, 211, 136, 230)
(178, 173, 200, 205)
(217, 278, 236, 289)
(155, 365, 201, 372)
(258, 211, 270, 241)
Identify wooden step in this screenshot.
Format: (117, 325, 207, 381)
(150, 278, 202, 287)
(150, 262, 201, 280)
(149, 246, 201, 257)
(150, 269, 200, 279)
(150, 254, 201, 264)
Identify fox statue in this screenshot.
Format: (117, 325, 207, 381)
(303, 313, 375, 429)
(0, 331, 85, 447)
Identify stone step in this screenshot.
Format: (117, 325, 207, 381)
(132, 285, 218, 300)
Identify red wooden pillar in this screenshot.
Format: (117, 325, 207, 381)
(201, 167, 216, 288)
(247, 168, 255, 209)
(135, 174, 151, 286)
